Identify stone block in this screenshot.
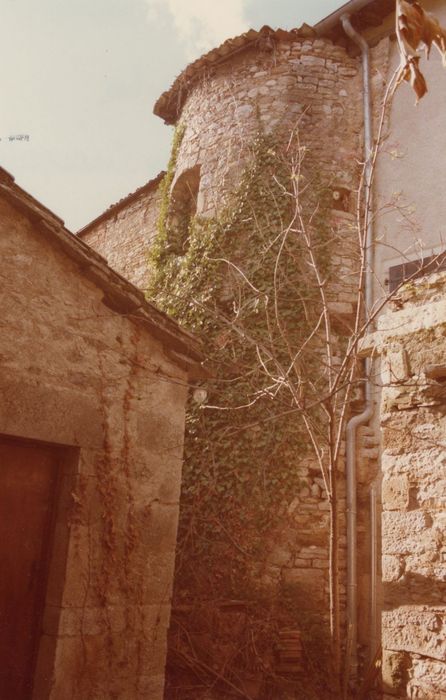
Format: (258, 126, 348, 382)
(382, 649, 411, 695)
(382, 476, 410, 511)
(382, 511, 431, 555)
(382, 345, 412, 385)
(235, 104, 254, 118)
(410, 656, 446, 699)
(299, 546, 328, 559)
(300, 55, 326, 66)
(382, 555, 404, 582)
(266, 546, 293, 567)
(312, 559, 329, 569)
(382, 608, 446, 662)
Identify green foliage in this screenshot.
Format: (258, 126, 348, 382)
(148, 128, 334, 576)
(149, 125, 339, 697)
(149, 122, 186, 268)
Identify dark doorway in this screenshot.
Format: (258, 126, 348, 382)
(0, 436, 60, 699)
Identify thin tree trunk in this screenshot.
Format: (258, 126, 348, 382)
(328, 416, 341, 690)
(329, 479, 340, 674)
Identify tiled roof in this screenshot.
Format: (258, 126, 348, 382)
(153, 24, 316, 125)
(77, 171, 165, 237)
(154, 0, 395, 126)
(0, 166, 204, 374)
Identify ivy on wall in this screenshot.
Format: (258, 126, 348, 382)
(147, 123, 335, 697)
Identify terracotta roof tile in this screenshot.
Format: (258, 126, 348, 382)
(153, 24, 316, 125)
(154, 0, 395, 125)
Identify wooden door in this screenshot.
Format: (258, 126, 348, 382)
(0, 437, 59, 699)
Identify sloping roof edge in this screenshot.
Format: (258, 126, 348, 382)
(314, 0, 394, 41)
(77, 171, 165, 237)
(153, 0, 394, 126)
(0, 167, 204, 376)
(153, 24, 317, 125)
(314, 0, 375, 34)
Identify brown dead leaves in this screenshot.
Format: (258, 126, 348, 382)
(396, 0, 446, 101)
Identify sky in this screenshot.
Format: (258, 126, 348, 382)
(0, 0, 342, 231)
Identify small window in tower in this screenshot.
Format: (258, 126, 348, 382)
(167, 165, 201, 255)
(332, 186, 351, 212)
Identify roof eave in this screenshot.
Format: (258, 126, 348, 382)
(315, 0, 395, 43)
(153, 24, 317, 126)
(77, 171, 165, 237)
(0, 179, 205, 376)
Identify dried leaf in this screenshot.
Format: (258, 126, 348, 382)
(396, 0, 446, 101)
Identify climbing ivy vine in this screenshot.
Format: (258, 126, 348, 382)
(147, 124, 336, 697)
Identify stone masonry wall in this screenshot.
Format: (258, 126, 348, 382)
(174, 37, 363, 218)
(79, 181, 162, 290)
(80, 32, 384, 686)
(256, 207, 360, 643)
(373, 274, 446, 699)
(0, 195, 189, 699)
(165, 34, 375, 689)
(176, 36, 364, 603)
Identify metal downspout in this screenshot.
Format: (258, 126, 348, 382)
(315, 0, 376, 37)
(341, 14, 375, 681)
(370, 484, 379, 660)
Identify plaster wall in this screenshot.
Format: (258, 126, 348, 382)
(374, 0, 446, 300)
(0, 196, 188, 699)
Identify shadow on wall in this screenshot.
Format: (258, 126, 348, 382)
(383, 572, 446, 609)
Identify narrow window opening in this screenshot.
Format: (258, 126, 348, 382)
(332, 186, 351, 212)
(167, 165, 201, 255)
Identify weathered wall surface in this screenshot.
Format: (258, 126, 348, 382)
(373, 273, 446, 699)
(0, 195, 189, 699)
(174, 36, 363, 218)
(79, 181, 162, 290)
